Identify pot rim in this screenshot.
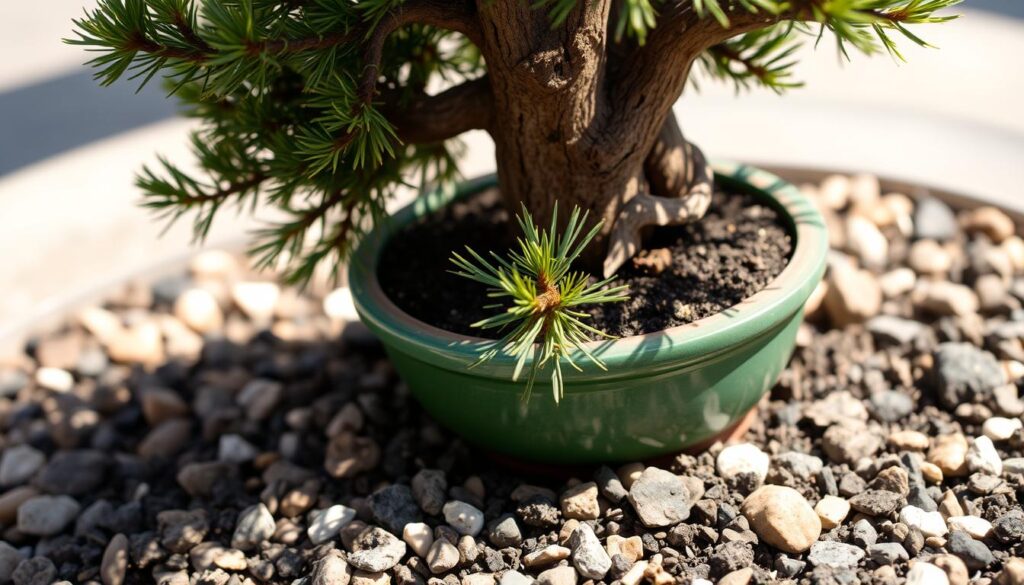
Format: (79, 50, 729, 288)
(353, 162, 830, 384)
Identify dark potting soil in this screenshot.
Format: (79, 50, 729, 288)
(378, 187, 793, 338)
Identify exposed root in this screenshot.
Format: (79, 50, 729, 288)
(603, 116, 713, 278)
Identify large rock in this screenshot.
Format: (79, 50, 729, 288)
(741, 485, 821, 554)
(569, 523, 611, 580)
(626, 467, 691, 528)
(349, 527, 407, 573)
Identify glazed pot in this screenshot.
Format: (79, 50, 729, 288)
(349, 162, 828, 463)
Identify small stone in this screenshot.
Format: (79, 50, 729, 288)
(879, 267, 917, 298)
(17, 494, 80, 536)
(868, 390, 915, 423)
(594, 466, 628, 503)
(443, 501, 484, 536)
(932, 554, 969, 585)
(310, 551, 351, 585)
(997, 558, 1024, 585)
(569, 523, 611, 580)
(427, 539, 460, 574)
(852, 518, 878, 547)
(716, 443, 769, 483)
(176, 461, 235, 497)
(846, 215, 889, 269)
(462, 574, 495, 585)
(947, 515, 993, 539)
(921, 462, 944, 484)
(849, 490, 902, 517)
(237, 378, 283, 421)
(232, 503, 276, 551)
(888, 430, 930, 451)
(741, 485, 821, 553)
(412, 469, 447, 516)
(771, 452, 824, 480)
(105, 321, 164, 366)
(218, 433, 259, 464)
(867, 315, 926, 346)
(516, 494, 560, 528)
(906, 561, 950, 585)
(140, 387, 190, 426)
(807, 541, 865, 569)
(404, 522, 434, 558)
(822, 424, 882, 464)
(900, 506, 947, 537)
(825, 262, 882, 327)
(158, 508, 208, 552)
(523, 545, 570, 568)
(626, 467, 691, 528)
(325, 433, 380, 478)
(606, 535, 644, 563)
(232, 281, 280, 324)
(351, 570, 389, 585)
(866, 542, 908, 565)
(913, 281, 980, 317)
(0, 542, 24, 582)
(536, 565, 576, 585)
(984, 417, 1023, 441)
(995, 510, 1024, 543)
(488, 515, 522, 548)
(35, 366, 74, 392)
(908, 239, 952, 274)
(174, 288, 224, 333)
(101, 533, 129, 585)
(0, 445, 45, 487)
(869, 466, 910, 496)
(308, 505, 357, 545)
(709, 541, 754, 577)
(499, 572, 532, 585)
(560, 482, 599, 520)
(967, 435, 1003, 475)
(11, 557, 57, 585)
(946, 530, 993, 569)
(349, 527, 407, 572)
(964, 206, 1015, 243)
(370, 484, 421, 534)
(814, 496, 850, 529)
(929, 434, 970, 478)
(915, 198, 958, 240)
(34, 449, 109, 495)
(323, 287, 359, 321)
(137, 418, 192, 458)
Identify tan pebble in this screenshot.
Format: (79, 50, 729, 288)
(0, 486, 38, 524)
(106, 322, 164, 367)
(742, 485, 821, 553)
(1003, 360, 1024, 382)
(888, 430, 930, 451)
(920, 462, 943, 484)
(558, 519, 579, 546)
(824, 262, 882, 327)
(1003, 236, 1024, 273)
(997, 557, 1024, 585)
(908, 239, 952, 275)
(928, 434, 969, 477)
(818, 175, 851, 210)
(617, 463, 645, 490)
(879, 268, 917, 298)
(77, 306, 124, 344)
(560, 482, 599, 520)
(718, 567, 754, 585)
(938, 490, 965, 519)
(174, 288, 224, 334)
(814, 495, 850, 530)
(351, 570, 390, 585)
(101, 533, 128, 585)
(964, 206, 1015, 243)
(933, 553, 969, 585)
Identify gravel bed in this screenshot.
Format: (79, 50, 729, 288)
(2, 173, 1024, 585)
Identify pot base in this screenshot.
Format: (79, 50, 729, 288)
(483, 405, 759, 479)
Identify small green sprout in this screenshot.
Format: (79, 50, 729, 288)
(450, 205, 629, 403)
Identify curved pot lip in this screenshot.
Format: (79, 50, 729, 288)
(348, 161, 829, 383)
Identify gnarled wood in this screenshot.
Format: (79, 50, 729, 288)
(382, 77, 493, 144)
(604, 114, 713, 277)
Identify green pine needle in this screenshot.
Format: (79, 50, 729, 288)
(450, 205, 629, 404)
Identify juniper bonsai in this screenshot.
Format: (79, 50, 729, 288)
(70, 0, 958, 281)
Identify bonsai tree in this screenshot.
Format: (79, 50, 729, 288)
(69, 0, 956, 398)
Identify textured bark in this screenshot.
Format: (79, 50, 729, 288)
(381, 0, 781, 270)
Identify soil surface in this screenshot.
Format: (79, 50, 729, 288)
(378, 188, 792, 338)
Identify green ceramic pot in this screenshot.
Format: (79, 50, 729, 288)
(349, 162, 828, 463)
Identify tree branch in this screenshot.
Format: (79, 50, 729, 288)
(381, 77, 494, 144)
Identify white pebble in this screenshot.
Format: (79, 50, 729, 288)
(35, 367, 73, 392)
(307, 505, 356, 545)
(878, 268, 916, 298)
(899, 506, 948, 538)
(846, 216, 889, 269)
(946, 515, 993, 539)
(967, 435, 1003, 476)
(716, 443, 769, 482)
(982, 417, 1022, 442)
(232, 281, 280, 324)
(1003, 458, 1024, 477)
(443, 500, 484, 536)
(174, 288, 224, 333)
(906, 561, 949, 585)
(403, 522, 434, 558)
